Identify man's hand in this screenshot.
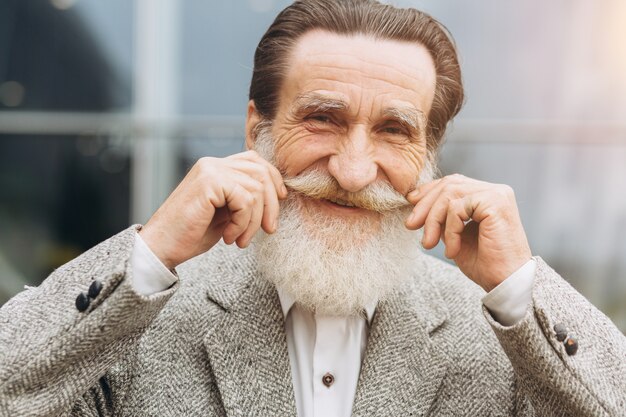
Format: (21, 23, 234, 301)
(405, 174, 532, 292)
(139, 151, 287, 270)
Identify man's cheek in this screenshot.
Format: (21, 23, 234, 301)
(376, 149, 427, 195)
(275, 130, 333, 175)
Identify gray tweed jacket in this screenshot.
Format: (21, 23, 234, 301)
(0, 225, 624, 416)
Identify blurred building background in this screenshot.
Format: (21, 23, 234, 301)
(0, 0, 625, 331)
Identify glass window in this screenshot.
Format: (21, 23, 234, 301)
(1, 0, 625, 331)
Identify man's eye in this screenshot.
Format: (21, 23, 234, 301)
(308, 114, 332, 123)
(381, 126, 405, 135)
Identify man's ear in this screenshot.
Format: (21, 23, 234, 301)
(245, 100, 263, 151)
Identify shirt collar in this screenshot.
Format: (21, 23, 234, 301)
(277, 288, 377, 324)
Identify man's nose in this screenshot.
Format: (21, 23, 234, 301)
(327, 127, 378, 193)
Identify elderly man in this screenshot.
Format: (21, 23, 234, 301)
(1, 0, 625, 416)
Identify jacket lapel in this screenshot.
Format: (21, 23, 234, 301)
(203, 275, 297, 416)
(199, 245, 448, 417)
(352, 268, 450, 417)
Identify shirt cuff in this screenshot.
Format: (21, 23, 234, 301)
(482, 259, 536, 326)
(131, 232, 178, 296)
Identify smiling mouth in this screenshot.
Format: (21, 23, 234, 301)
(298, 195, 381, 220)
(325, 197, 356, 207)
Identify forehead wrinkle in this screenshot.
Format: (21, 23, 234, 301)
(297, 35, 435, 81)
(300, 50, 435, 89)
(302, 71, 431, 106)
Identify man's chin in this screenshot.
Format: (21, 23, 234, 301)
(252, 194, 421, 316)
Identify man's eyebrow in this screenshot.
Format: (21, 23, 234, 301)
(291, 93, 426, 137)
(382, 106, 427, 137)
(291, 93, 349, 114)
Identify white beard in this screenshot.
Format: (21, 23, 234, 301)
(252, 125, 433, 316)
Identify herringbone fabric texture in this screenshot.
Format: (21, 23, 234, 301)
(0, 225, 624, 416)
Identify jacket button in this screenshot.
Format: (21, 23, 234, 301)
(75, 292, 90, 312)
(553, 323, 568, 342)
(564, 337, 578, 356)
(322, 373, 335, 387)
(88, 280, 103, 298)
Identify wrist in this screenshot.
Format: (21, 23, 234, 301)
(482, 254, 532, 292)
(132, 232, 178, 295)
(138, 225, 178, 270)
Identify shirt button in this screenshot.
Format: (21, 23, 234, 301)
(322, 372, 335, 388)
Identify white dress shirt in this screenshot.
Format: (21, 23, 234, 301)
(130, 232, 535, 417)
(277, 289, 376, 417)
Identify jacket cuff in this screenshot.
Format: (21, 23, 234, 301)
(483, 256, 619, 416)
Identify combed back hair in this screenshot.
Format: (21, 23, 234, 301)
(249, 0, 465, 155)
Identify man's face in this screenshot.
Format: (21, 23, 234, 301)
(266, 29, 437, 223)
(250, 30, 437, 314)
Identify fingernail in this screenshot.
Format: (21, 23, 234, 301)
(273, 219, 279, 231)
(281, 184, 288, 195)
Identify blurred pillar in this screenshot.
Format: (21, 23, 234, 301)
(131, 0, 180, 224)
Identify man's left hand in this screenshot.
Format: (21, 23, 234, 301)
(405, 174, 532, 292)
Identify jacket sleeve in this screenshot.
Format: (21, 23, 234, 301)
(484, 256, 626, 417)
(0, 225, 178, 417)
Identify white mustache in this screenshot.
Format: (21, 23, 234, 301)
(283, 169, 410, 213)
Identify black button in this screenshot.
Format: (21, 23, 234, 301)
(564, 337, 578, 356)
(75, 292, 90, 312)
(88, 280, 103, 298)
(322, 372, 334, 387)
(553, 323, 568, 342)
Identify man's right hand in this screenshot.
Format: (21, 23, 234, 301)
(139, 151, 287, 270)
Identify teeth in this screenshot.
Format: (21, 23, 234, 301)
(328, 197, 355, 207)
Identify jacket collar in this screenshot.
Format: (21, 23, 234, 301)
(276, 287, 377, 324)
(203, 271, 297, 416)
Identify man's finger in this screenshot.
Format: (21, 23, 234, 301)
(236, 184, 264, 248)
(236, 151, 288, 199)
(421, 217, 443, 250)
(251, 162, 281, 233)
(222, 184, 254, 245)
(406, 176, 489, 230)
(260, 178, 280, 234)
(230, 162, 281, 234)
(421, 190, 465, 249)
(259, 158, 288, 200)
(406, 177, 442, 203)
(406, 185, 445, 229)
(407, 179, 466, 230)
(443, 198, 471, 259)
